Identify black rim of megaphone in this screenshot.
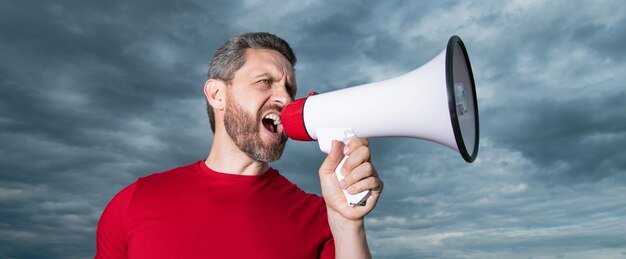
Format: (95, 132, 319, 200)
(445, 35, 479, 163)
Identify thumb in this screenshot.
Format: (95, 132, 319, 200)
(319, 140, 345, 175)
(319, 140, 346, 207)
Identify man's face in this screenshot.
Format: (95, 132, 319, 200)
(223, 48, 296, 162)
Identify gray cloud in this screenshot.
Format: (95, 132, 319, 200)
(1, 0, 626, 258)
(486, 93, 626, 182)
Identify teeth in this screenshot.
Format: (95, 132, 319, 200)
(264, 114, 282, 126)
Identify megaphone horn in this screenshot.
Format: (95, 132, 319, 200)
(281, 35, 479, 206)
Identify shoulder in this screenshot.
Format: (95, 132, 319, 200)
(140, 161, 200, 181)
(98, 161, 200, 223)
(122, 161, 204, 209)
(135, 161, 201, 189)
(98, 181, 137, 229)
(95, 161, 201, 257)
(95, 181, 138, 257)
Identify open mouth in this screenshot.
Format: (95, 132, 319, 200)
(261, 113, 282, 134)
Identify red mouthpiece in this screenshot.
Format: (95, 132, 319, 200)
(280, 92, 316, 141)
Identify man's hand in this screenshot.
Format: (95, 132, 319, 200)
(319, 137, 383, 258)
(319, 137, 384, 221)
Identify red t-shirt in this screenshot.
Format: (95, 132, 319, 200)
(95, 161, 334, 258)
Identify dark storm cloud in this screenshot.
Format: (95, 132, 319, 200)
(486, 93, 626, 182)
(1, 0, 626, 258)
(0, 1, 201, 156)
(269, 1, 447, 93)
(0, 0, 227, 186)
(0, 0, 237, 257)
(572, 17, 626, 60)
(415, 1, 626, 186)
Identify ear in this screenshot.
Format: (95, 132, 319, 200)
(204, 79, 226, 111)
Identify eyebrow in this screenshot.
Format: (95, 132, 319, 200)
(254, 73, 297, 97)
(254, 73, 276, 80)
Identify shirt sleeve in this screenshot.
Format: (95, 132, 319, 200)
(95, 181, 137, 259)
(318, 199, 335, 259)
(319, 237, 335, 259)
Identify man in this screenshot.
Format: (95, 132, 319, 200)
(96, 32, 383, 258)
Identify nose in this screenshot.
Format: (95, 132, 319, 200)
(272, 87, 292, 106)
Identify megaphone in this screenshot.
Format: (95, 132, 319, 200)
(281, 35, 479, 206)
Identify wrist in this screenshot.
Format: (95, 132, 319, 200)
(327, 206, 365, 235)
(326, 206, 371, 259)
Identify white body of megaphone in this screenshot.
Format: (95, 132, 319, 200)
(281, 35, 479, 206)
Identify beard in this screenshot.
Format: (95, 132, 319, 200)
(223, 96, 288, 163)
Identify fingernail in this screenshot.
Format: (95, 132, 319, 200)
(339, 181, 346, 189)
(343, 145, 349, 155)
(347, 187, 355, 194)
(340, 167, 347, 177)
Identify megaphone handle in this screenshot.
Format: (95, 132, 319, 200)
(335, 154, 371, 206)
(316, 128, 372, 206)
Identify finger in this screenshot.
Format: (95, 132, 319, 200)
(319, 140, 345, 175)
(339, 161, 374, 189)
(346, 177, 381, 195)
(343, 137, 369, 156)
(341, 146, 371, 174)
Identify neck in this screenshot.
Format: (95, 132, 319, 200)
(205, 130, 269, 176)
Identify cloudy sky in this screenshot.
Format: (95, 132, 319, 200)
(1, 0, 625, 258)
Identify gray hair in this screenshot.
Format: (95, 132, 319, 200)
(206, 32, 297, 132)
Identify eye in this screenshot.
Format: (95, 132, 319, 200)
(258, 79, 271, 85)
